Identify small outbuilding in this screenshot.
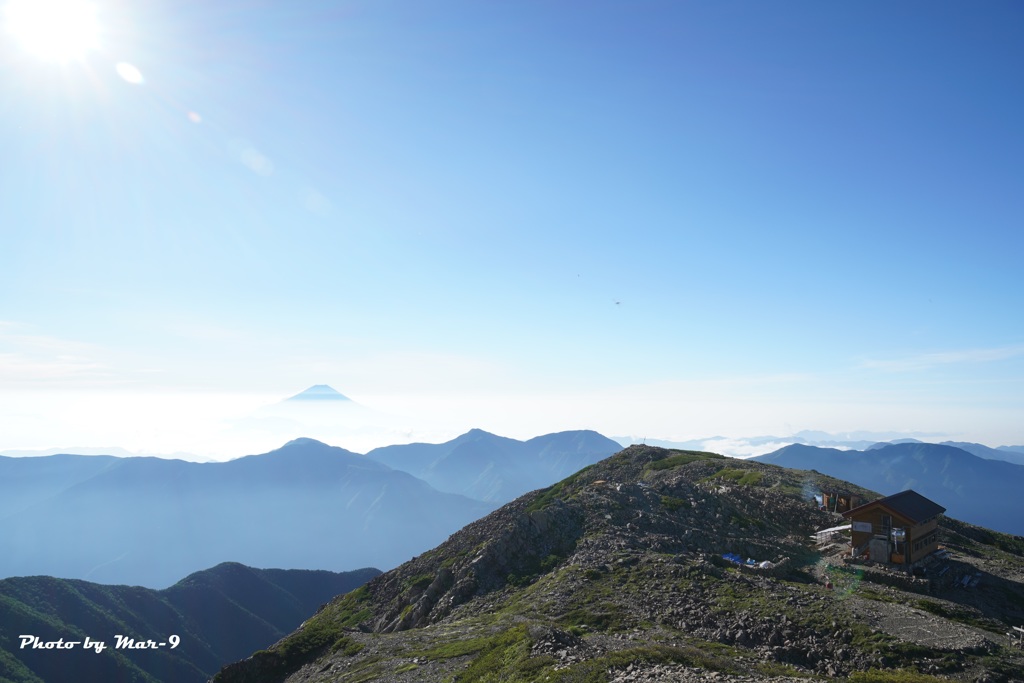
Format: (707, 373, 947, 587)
(820, 490, 863, 513)
(842, 489, 945, 567)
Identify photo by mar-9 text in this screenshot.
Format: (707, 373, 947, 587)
(18, 634, 181, 653)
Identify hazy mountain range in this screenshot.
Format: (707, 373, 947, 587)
(0, 438, 493, 587)
(367, 428, 621, 502)
(4, 425, 1022, 587)
(872, 439, 1024, 467)
(754, 441, 1024, 535)
(0, 429, 621, 588)
(0, 562, 378, 683)
(616, 431, 1024, 461)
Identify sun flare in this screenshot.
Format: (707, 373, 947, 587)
(4, 0, 100, 61)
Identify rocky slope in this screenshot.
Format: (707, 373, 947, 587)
(212, 446, 1024, 683)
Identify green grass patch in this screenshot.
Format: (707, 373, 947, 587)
(989, 533, 1024, 556)
(711, 579, 798, 620)
(526, 466, 594, 513)
(660, 495, 690, 512)
(274, 618, 353, 662)
(996, 585, 1024, 611)
(774, 482, 808, 499)
(326, 585, 375, 628)
(974, 655, 1024, 680)
(411, 635, 494, 661)
(549, 643, 739, 683)
(506, 552, 568, 587)
(219, 583, 377, 680)
(333, 657, 384, 683)
(729, 511, 764, 529)
(404, 573, 434, 591)
(848, 669, 951, 683)
(753, 661, 812, 678)
(645, 450, 726, 472)
(913, 599, 1006, 633)
(847, 621, 897, 654)
(706, 468, 764, 486)
(440, 548, 471, 569)
(913, 599, 956, 619)
(452, 625, 555, 683)
(843, 625, 959, 670)
(559, 602, 632, 632)
(221, 612, 367, 682)
(332, 635, 364, 656)
(858, 588, 898, 603)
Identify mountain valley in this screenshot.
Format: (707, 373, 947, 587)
(0, 563, 379, 683)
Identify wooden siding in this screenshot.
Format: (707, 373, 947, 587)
(849, 507, 940, 566)
(907, 517, 939, 564)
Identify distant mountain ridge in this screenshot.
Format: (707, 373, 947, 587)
(754, 441, 1024, 534)
(366, 428, 622, 502)
(937, 440, 1024, 467)
(622, 434, 888, 452)
(0, 429, 622, 587)
(0, 562, 379, 683)
(613, 433, 1024, 461)
(0, 439, 494, 587)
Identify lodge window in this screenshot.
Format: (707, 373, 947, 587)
(912, 531, 938, 552)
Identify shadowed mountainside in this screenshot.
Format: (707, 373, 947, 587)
(0, 563, 379, 683)
(0, 439, 494, 587)
(937, 441, 1024, 467)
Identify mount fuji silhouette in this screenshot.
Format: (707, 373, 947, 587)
(284, 384, 352, 402)
(232, 385, 405, 453)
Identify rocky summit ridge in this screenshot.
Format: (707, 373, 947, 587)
(213, 446, 1024, 683)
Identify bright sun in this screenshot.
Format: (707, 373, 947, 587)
(4, 0, 100, 61)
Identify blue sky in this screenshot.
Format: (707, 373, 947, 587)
(2, 1, 1023, 457)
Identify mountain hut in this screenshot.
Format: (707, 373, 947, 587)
(842, 489, 945, 567)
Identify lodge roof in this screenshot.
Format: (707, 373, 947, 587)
(842, 489, 946, 524)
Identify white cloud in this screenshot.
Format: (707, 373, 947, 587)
(696, 437, 805, 459)
(0, 391, 277, 460)
(860, 344, 1024, 372)
(0, 323, 117, 387)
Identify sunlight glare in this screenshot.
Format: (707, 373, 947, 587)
(115, 61, 144, 84)
(4, 0, 100, 62)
